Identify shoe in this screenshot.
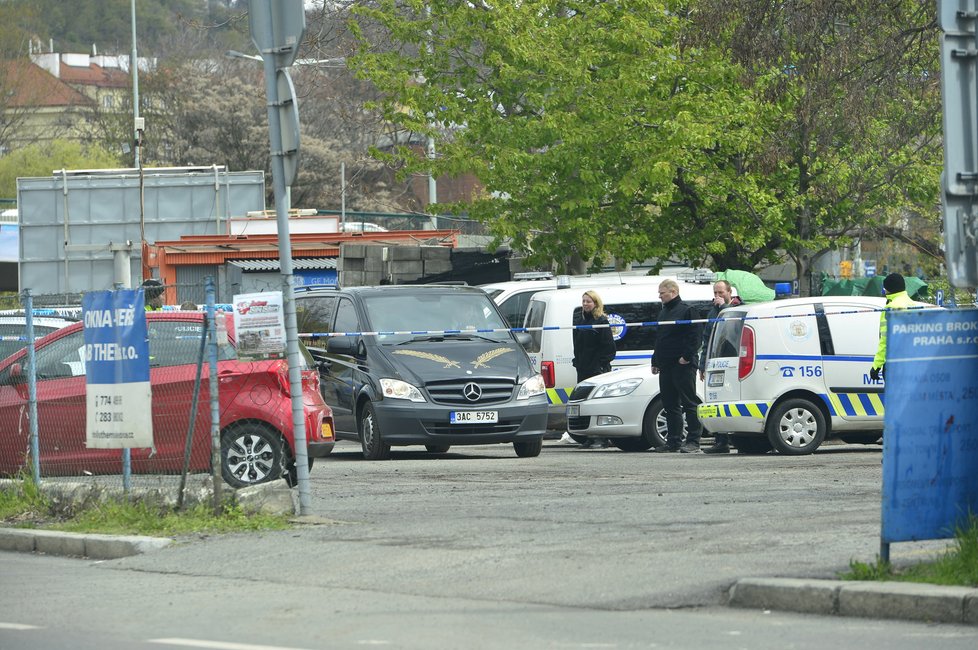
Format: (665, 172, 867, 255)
(680, 443, 702, 454)
(591, 438, 610, 449)
(702, 444, 730, 454)
(580, 439, 594, 449)
(559, 432, 578, 445)
(652, 445, 680, 453)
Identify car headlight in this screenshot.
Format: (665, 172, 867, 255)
(379, 378, 426, 402)
(517, 373, 546, 400)
(592, 377, 643, 399)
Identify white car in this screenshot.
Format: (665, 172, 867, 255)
(565, 364, 704, 451)
(0, 315, 78, 362)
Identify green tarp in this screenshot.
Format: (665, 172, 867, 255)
(820, 272, 928, 300)
(715, 270, 776, 303)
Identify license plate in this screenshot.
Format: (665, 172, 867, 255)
(450, 411, 498, 424)
(566, 404, 580, 417)
(708, 372, 725, 387)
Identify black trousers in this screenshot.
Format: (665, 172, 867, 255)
(657, 360, 703, 448)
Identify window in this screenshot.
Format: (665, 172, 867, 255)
(34, 331, 86, 378)
(0, 324, 58, 361)
(333, 298, 360, 335)
(708, 314, 745, 360)
(103, 94, 115, 109)
(296, 295, 337, 340)
(497, 290, 538, 328)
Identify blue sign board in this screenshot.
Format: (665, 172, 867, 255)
(81, 289, 153, 449)
(295, 269, 338, 287)
(881, 308, 978, 543)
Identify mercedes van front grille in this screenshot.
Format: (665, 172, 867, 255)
(424, 420, 523, 435)
(425, 378, 516, 405)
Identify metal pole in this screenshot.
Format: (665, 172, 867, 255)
(114, 282, 132, 495)
(130, 0, 140, 169)
(256, 3, 312, 514)
(206, 277, 224, 512)
(23, 290, 40, 485)
(425, 3, 437, 230)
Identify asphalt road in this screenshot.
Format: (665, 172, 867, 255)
(3, 439, 975, 649)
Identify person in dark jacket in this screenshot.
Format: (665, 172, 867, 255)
(651, 279, 704, 453)
(572, 289, 617, 448)
(141, 278, 165, 311)
(698, 279, 742, 454)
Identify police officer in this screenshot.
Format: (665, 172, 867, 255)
(870, 273, 916, 381)
(142, 278, 165, 311)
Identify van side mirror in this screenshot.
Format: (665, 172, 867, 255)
(326, 336, 357, 355)
(515, 332, 531, 348)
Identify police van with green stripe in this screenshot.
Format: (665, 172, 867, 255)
(697, 295, 887, 455)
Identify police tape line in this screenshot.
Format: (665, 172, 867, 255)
(0, 305, 935, 343)
(297, 305, 936, 339)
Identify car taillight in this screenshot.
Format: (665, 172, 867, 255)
(541, 360, 555, 388)
(738, 325, 756, 380)
(274, 360, 291, 396)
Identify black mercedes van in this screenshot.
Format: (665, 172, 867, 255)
(295, 285, 548, 460)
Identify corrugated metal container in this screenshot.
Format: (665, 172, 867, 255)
(17, 167, 265, 294)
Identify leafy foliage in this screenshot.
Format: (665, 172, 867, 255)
(350, 1, 943, 282)
(0, 140, 120, 198)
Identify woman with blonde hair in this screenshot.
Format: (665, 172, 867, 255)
(571, 289, 617, 448)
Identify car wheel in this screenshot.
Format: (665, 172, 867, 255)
(513, 438, 543, 457)
(730, 435, 773, 455)
(359, 402, 391, 460)
(221, 423, 287, 488)
(613, 398, 669, 451)
(425, 445, 451, 453)
(765, 398, 827, 455)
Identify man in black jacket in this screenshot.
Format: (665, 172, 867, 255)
(651, 279, 704, 453)
(698, 280, 742, 453)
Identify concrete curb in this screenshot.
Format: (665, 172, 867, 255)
(0, 528, 172, 559)
(729, 577, 978, 626)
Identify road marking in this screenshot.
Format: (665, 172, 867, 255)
(148, 640, 314, 650)
(0, 622, 41, 630)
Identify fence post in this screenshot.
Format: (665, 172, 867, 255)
(22, 289, 41, 485)
(206, 277, 224, 513)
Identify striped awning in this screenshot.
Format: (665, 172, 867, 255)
(228, 258, 337, 272)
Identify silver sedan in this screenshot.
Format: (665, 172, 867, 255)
(565, 365, 703, 451)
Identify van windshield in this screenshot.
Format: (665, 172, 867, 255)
(362, 293, 510, 344)
(708, 310, 745, 359)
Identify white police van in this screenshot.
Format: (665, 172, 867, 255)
(697, 295, 889, 454)
(523, 281, 715, 429)
(481, 271, 672, 329)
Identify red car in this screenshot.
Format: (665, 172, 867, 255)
(0, 312, 334, 487)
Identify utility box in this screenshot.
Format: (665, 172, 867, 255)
(17, 167, 265, 295)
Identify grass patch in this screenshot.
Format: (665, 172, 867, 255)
(841, 516, 978, 587)
(0, 477, 290, 536)
(51, 500, 290, 536)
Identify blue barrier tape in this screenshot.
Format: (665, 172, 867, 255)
(298, 305, 933, 338)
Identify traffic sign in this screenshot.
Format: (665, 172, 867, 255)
(248, 0, 306, 69)
(939, 0, 978, 286)
(277, 69, 300, 186)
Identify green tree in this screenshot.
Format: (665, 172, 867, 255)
(350, 1, 942, 286)
(351, 0, 762, 271)
(0, 140, 120, 199)
(685, 0, 943, 290)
